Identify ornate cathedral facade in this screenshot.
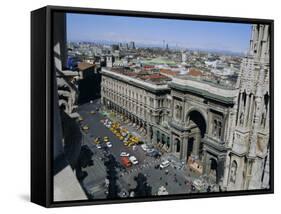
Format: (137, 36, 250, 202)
(223, 24, 270, 190)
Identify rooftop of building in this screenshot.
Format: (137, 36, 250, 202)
(159, 69, 179, 76)
(176, 73, 236, 90)
(105, 67, 172, 85)
(187, 68, 204, 77)
(102, 66, 238, 103)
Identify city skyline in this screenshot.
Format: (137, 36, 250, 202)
(67, 13, 252, 53)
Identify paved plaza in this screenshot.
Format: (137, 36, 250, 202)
(76, 100, 218, 199)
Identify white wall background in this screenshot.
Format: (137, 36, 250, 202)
(0, 0, 279, 212)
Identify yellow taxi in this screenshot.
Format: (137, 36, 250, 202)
(94, 139, 100, 144)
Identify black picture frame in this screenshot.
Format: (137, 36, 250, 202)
(31, 5, 274, 208)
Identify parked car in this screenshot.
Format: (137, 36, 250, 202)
(82, 125, 89, 131)
(96, 144, 102, 149)
(160, 160, 170, 169)
(129, 156, 139, 165)
(94, 137, 101, 144)
(120, 152, 130, 157)
(150, 150, 161, 158)
(120, 157, 132, 167)
(141, 144, 148, 151)
(146, 148, 154, 153)
(106, 142, 112, 148)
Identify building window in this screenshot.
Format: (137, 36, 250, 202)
(175, 104, 182, 120)
(213, 119, 222, 139)
(150, 97, 153, 106)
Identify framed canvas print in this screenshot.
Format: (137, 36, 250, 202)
(31, 5, 274, 207)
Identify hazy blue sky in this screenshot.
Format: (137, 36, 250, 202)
(67, 13, 252, 53)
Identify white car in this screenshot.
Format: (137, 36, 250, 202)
(96, 144, 102, 149)
(129, 156, 139, 165)
(146, 148, 154, 153)
(141, 144, 148, 151)
(160, 160, 170, 169)
(120, 152, 130, 157)
(106, 142, 112, 148)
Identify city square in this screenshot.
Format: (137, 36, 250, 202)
(76, 100, 218, 199)
(52, 12, 271, 201)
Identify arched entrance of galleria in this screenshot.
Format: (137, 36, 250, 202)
(172, 110, 207, 163)
(185, 110, 206, 161)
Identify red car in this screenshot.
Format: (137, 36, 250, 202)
(120, 157, 132, 168)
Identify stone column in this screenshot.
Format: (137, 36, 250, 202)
(191, 130, 201, 160)
(222, 152, 231, 188)
(181, 135, 189, 162)
(168, 133, 173, 152)
(179, 137, 184, 160)
(217, 157, 225, 185)
(204, 155, 211, 176)
(152, 127, 157, 145)
(171, 97, 175, 119)
(146, 124, 152, 144)
(159, 132, 162, 145)
(202, 149, 208, 174)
